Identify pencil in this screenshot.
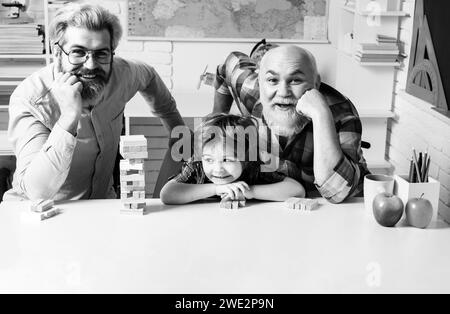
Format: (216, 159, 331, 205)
(421, 150, 428, 182)
(418, 152, 423, 181)
(412, 148, 422, 183)
(408, 159, 414, 183)
(423, 156, 431, 182)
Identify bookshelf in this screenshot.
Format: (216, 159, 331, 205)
(0, 0, 52, 156)
(335, 0, 409, 173)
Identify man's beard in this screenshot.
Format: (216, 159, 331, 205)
(56, 57, 110, 101)
(262, 98, 310, 137)
(76, 67, 109, 100)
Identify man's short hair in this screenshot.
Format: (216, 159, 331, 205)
(49, 3, 123, 50)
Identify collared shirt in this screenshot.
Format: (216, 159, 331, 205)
(215, 52, 370, 203)
(5, 57, 183, 201)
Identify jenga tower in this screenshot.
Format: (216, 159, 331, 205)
(119, 135, 148, 215)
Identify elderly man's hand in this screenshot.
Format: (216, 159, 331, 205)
(296, 89, 329, 120)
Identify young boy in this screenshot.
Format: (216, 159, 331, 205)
(160, 114, 305, 204)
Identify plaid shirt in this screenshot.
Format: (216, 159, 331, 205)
(215, 52, 370, 203)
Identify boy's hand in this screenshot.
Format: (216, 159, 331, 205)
(242, 187, 255, 200)
(215, 181, 249, 200)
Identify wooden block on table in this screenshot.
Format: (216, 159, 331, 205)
(120, 160, 144, 171)
(120, 169, 145, 176)
(121, 201, 146, 215)
(285, 197, 320, 211)
(220, 200, 237, 209)
(27, 207, 62, 221)
(120, 135, 148, 146)
(30, 199, 54, 213)
(120, 151, 149, 160)
(120, 185, 145, 192)
(120, 180, 145, 188)
(121, 191, 133, 199)
(119, 174, 145, 182)
(220, 199, 241, 209)
(132, 191, 146, 199)
(121, 146, 147, 153)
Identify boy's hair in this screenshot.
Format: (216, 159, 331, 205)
(197, 113, 262, 181)
(49, 3, 123, 50)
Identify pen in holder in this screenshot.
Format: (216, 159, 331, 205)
(197, 65, 215, 89)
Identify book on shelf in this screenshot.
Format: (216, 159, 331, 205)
(0, 24, 45, 55)
(355, 52, 400, 59)
(357, 43, 399, 51)
(0, 94, 10, 105)
(356, 49, 400, 55)
(0, 112, 9, 131)
(355, 57, 398, 63)
(0, 63, 43, 79)
(376, 34, 398, 43)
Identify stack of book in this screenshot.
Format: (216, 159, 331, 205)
(0, 106, 8, 131)
(355, 35, 399, 64)
(0, 61, 44, 80)
(0, 24, 45, 55)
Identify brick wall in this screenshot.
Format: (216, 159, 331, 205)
(387, 0, 450, 222)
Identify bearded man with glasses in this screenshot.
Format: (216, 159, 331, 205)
(4, 4, 184, 201)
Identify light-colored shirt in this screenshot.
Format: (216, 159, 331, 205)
(4, 57, 183, 201)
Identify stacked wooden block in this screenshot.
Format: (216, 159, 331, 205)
(119, 135, 148, 215)
(29, 199, 62, 221)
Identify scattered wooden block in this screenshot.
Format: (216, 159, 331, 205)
(285, 197, 320, 211)
(121, 201, 146, 215)
(30, 199, 54, 213)
(220, 200, 240, 209)
(220, 196, 246, 209)
(26, 207, 62, 222)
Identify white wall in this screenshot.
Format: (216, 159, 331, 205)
(387, 0, 450, 222)
(106, 0, 338, 112)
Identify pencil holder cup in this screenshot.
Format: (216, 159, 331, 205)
(394, 175, 440, 223)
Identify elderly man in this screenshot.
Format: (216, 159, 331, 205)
(214, 45, 370, 203)
(4, 4, 183, 201)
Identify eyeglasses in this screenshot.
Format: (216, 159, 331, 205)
(55, 42, 114, 65)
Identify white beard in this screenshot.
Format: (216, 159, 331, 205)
(262, 105, 309, 137)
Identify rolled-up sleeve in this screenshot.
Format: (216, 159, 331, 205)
(126, 59, 184, 133)
(315, 116, 369, 203)
(8, 97, 76, 200)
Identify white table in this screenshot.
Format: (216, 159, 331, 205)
(0, 198, 449, 293)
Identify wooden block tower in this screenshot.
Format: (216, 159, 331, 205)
(119, 135, 148, 215)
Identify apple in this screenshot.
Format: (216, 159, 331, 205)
(405, 195, 433, 229)
(372, 192, 404, 227)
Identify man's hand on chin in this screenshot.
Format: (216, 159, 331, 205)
(296, 89, 330, 121)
